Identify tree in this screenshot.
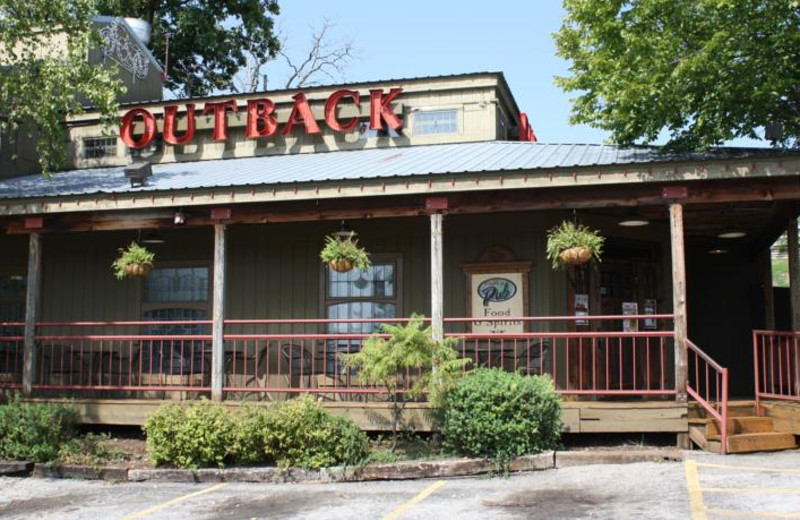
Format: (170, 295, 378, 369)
(99, 0, 281, 97)
(554, 0, 800, 150)
(237, 18, 356, 93)
(0, 0, 124, 175)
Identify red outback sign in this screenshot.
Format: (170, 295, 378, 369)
(120, 88, 404, 149)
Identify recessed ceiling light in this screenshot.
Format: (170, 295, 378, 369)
(618, 218, 649, 227)
(708, 247, 728, 254)
(717, 230, 746, 239)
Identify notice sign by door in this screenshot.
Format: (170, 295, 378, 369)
(622, 301, 639, 332)
(470, 273, 525, 333)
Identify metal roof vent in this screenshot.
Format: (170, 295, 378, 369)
(124, 162, 152, 187)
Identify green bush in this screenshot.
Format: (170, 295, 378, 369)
(441, 368, 562, 463)
(143, 400, 237, 468)
(0, 394, 79, 462)
(236, 396, 368, 469)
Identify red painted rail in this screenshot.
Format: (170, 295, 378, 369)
(753, 331, 800, 410)
(687, 339, 728, 454)
(1, 316, 677, 401)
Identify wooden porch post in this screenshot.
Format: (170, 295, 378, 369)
(22, 232, 41, 396)
(787, 217, 800, 395)
(670, 203, 688, 403)
(430, 213, 444, 342)
(211, 224, 227, 401)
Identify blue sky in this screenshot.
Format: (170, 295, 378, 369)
(266, 1, 764, 148)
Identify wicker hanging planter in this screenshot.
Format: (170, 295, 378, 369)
(558, 246, 593, 266)
(328, 258, 354, 273)
(112, 242, 156, 280)
(123, 262, 153, 278)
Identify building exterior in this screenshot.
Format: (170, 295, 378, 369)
(1, 66, 800, 449)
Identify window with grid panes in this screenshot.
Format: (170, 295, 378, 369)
(0, 275, 25, 337)
(83, 137, 118, 159)
(413, 110, 457, 135)
(324, 258, 399, 373)
(142, 266, 210, 335)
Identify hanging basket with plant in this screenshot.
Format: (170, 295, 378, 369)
(320, 232, 371, 273)
(112, 242, 155, 280)
(546, 221, 604, 269)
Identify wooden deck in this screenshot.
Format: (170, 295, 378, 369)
(21, 397, 688, 433)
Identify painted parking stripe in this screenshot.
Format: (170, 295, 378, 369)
(696, 462, 800, 475)
(122, 483, 228, 520)
(703, 487, 800, 495)
(685, 460, 708, 520)
(381, 480, 447, 520)
(705, 507, 800, 518)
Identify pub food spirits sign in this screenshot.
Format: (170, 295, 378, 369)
(462, 259, 531, 334)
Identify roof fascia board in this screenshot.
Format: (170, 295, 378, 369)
(1, 157, 797, 216)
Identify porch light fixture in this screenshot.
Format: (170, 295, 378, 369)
(708, 247, 728, 254)
(173, 210, 186, 225)
(141, 231, 165, 244)
(717, 226, 746, 239)
(618, 216, 649, 227)
(333, 220, 356, 239)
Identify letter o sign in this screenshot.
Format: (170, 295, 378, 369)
(120, 108, 156, 149)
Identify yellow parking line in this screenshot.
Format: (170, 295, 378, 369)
(685, 460, 708, 520)
(382, 480, 447, 520)
(122, 483, 228, 520)
(696, 462, 800, 475)
(706, 507, 800, 518)
(703, 487, 800, 495)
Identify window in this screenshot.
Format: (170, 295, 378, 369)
(413, 110, 458, 136)
(83, 137, 118, 159)
(324, 258, 400, 374)
(0, 275, 25, 337)
(130, 136, 163, 159)
(142, 266, 210, 335)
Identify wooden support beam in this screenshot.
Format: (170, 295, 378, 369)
(430, 213, 444, 342)
(670, 204, 688, 403)
(211, 224, 226, 402)
(787, 217, 800, 396)
(22, 232, 41, 396)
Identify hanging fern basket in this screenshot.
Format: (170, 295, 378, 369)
(558, 246, 593, 266)
(123, 263, 152, 278)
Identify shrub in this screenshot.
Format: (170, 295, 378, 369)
(236, 396, 368, 469)
(143, 400, 236, 468)
(0, 394, 79, 462)
(441, 368, 562, 464)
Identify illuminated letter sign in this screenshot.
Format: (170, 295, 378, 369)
(245, 99, 278, 138)
(282, 93, 321, 136)
(369, 88, 404, 131)
(324, 89, 361, 132)
(120, 108, 156, 149)
(163, 104, 196, 145)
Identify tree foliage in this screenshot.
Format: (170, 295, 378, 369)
(555, 0, 800, 150)
(99, 0, 281, 96)
(0, 0, 124, 175)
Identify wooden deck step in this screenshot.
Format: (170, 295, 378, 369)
(707, 416, 775, 436)
(726, 432, 797, 454)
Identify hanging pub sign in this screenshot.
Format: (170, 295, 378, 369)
(462, 258, 531, 334)
(119, 87, 404, 149)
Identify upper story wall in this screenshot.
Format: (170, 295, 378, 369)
(65, 73, 524, 170)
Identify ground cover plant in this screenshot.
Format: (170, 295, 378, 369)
(441, 368, 562, 466)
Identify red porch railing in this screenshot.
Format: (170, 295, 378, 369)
(0, 315, 677, 401)
(0, 322, 23, 389)
(753, 330, 800, 408)
(687, 339, 729, 454)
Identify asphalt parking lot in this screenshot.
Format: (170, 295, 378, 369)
(0, 451, 798, 519)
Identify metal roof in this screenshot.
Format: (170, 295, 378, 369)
(0, 141, 793, 201)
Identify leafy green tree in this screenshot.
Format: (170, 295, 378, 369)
(554, 0, 800, 150)
(99, 0, 281, 96)
(0, 0, 124, 175)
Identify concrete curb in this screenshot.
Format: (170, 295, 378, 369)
(0, 460, 34, 477)
(18, 449, 684, 484)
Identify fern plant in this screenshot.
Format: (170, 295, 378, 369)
(545, 221, 604, 270)
(319, 232, 371, 272)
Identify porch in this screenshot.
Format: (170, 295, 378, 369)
(0, 314, 688, 432)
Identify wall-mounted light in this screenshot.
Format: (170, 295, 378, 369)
(173, 210, 186, 225)
(141, 231, 165, 244)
